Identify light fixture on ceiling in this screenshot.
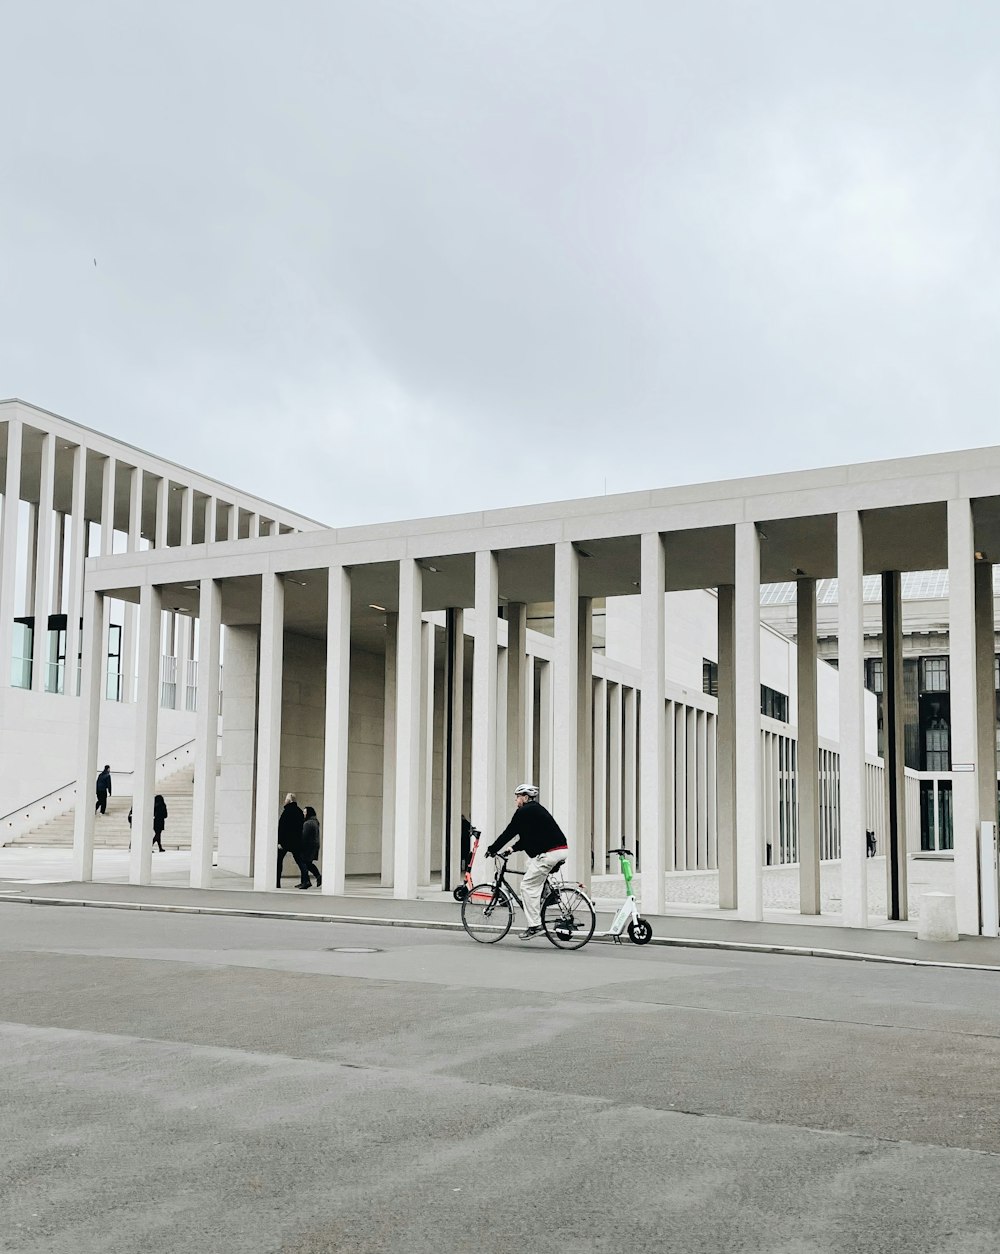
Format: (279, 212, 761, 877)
(369, 603, 386, 612)
(631, 580, 641, 588)
(182, 584, 199, 591)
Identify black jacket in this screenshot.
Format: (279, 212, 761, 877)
(487, 801, 567, 859)
(96, 769, 112, 797)
(153, 797, 168, 834)
(278, 803, 305, 854)
(302, 816, 320, 861)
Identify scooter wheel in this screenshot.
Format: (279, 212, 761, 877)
(627, 918, 653, 945)
(452, 885, 468, 902)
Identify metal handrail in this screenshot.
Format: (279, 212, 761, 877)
(0, 738, 197, 825)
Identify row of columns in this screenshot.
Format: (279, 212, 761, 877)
(71, 504, 998, 931)
(0, 416, 296, 696)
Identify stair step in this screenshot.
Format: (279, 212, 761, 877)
(4, 761, 215, 850)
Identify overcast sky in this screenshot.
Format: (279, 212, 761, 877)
(3, 2, 1000, 527)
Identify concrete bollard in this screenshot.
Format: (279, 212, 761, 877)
(918, 892, 959, 942)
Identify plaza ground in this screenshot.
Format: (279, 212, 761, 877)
(2, 900, 1000, 1253)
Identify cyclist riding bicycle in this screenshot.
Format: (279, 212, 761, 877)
(486, 784, 569, 939)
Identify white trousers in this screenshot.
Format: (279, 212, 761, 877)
(521, 848, 568, 928)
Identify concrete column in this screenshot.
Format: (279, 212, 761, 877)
(881, 572, 908, 920)
(505, 603, 527, 795)
(0, 416, 23, 688)
(418, 619, 435, 886)
(380, 612, 397, 886)
(190, 578, 222, 888)
(537, 658, 553, 805)
(948, 499, 981, 934)
(975, 560, 998, 852)
(717, 585, 737, 907)
(252, 573, 284, 891)
(71, 587, 103, 880)
(471, 551, 499, 875)
(735, 523, 763, 920)
(64, 446, 88, 698)
(553, 543, 581, 879)
(623, 684, 638, 854)
(393, 558, 423, 899)
(246, 511, 258, 540)
(176, 613, 193, 711)
(99, 457, 114, 555)
(640, 531, 667, 913)
(797, 577, 821, 914)
(30, 431, 56, 693)
(444, 609, 465, 891)
(204, 497, 218, 545)
(180, 487, 194, 546)
(129, 581, 162, 886)
(119, 466, 142, 702)
(154, 477, 168, 549)
(322, 565, 351, 895)
(608, 681, 623, 858)
(227, 504, 239, 543)
(576, 597, 594, 889)
(593, 677, 608, 877)
(838, 510, 868, 928)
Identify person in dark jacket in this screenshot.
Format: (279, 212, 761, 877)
(277, 794, 308, 888)
(486, 784, 569, 939)
(301, 806, 322, 888)
(95, 765, 112, 814)
(152, 795, 168, 852)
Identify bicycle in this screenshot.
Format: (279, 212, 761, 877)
(604, 847, 652, 944)
(461, 850, 596, 950)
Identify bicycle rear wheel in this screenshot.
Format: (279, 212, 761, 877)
(461, 884, 514, 943)
(541, 886, 596, 950)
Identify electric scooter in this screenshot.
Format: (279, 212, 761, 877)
(452, 826, 481, 901)
(604, 847, 652, 944)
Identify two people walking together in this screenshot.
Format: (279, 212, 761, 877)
(277, 794, 322, 889)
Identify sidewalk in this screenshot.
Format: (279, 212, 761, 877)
(3, 869, 1000, 971)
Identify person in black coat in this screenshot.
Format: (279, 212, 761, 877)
(95, 765, 112, 814)
(277, 794, 308, 888)
(301, 806, 322, 888)
(152, 795, 168, 852)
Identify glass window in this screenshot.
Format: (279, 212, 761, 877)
(865, 658, 884, 694)
(920, 657, 949, 693)
(703, 660, 718, 698)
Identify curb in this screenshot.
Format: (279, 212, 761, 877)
(1, 891, 998, 973)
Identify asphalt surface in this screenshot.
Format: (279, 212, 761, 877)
(2, 903, 1000, 1253)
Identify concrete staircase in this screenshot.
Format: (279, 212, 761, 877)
(5, 764, 217, 850)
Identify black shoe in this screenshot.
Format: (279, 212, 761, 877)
(314, 875, 322, 888)
(297, 882, 311, 889)
(518, 926, 543, 939)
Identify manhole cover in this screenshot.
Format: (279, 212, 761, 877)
(326, 946, 381, 954)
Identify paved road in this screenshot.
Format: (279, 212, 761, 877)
(2, 904, 999, 1253)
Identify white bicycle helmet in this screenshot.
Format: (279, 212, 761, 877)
(513, 783, 539, 799)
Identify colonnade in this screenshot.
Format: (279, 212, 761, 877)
(69, 485, 1000, 933)
(0, 408, 309, 704)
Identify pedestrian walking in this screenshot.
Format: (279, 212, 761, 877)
(95, 765, 112, 814)
(302, 806, 322, 888)
(153, 794, 168, 852)
(277, 793, 308, 888)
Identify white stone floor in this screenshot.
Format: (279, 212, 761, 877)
(0, 847, 954, 927)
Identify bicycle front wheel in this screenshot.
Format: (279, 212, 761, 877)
(542, 886, 596, 950)
(461, 884, 513, 943)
